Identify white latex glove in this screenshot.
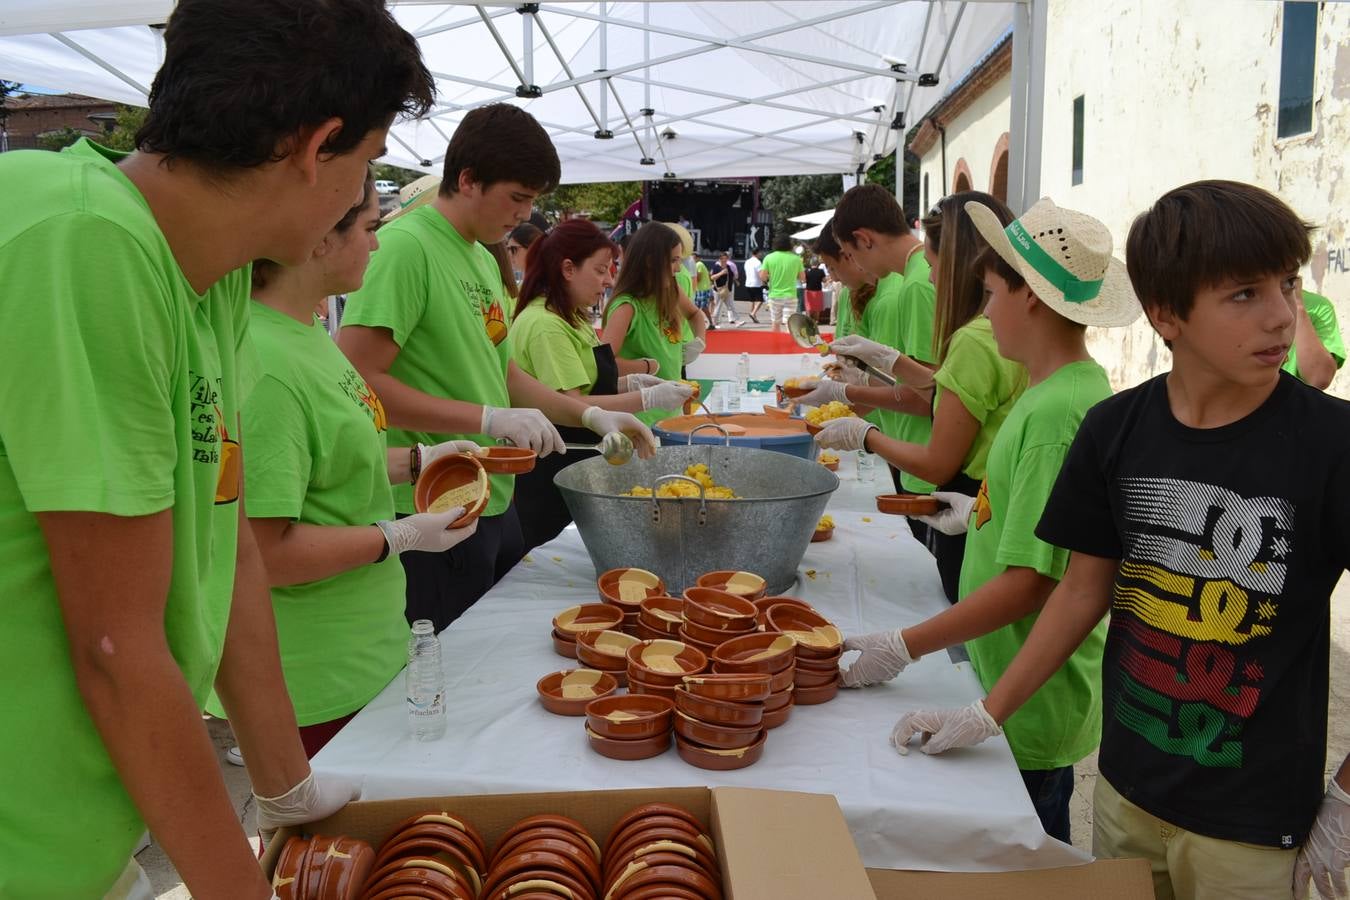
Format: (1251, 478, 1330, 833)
(481, 406, 565, 457)
(416, 439, 484, 471)
(376, 509, 479, 554)
(812, 416, 877, 451)
(916, 491, 977, 535)
(582, 407, 658, 459)
(682, 337, 707, 365)
(840, 629, 916, 688)
(619, 372, 665, 392)
(890, 699, 1003, 756)
(795, 379, 849, 408)
(254, 772, 361, 843)
(827, 364, 869, 386)
(640, 380, 694, 411)
(1294, 780, 1350, 900)
(830, 333, 901, 374)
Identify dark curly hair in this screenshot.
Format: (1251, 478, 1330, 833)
(136, 0, 434, 171)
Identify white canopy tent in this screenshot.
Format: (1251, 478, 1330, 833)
(0, 1, 1047, 210)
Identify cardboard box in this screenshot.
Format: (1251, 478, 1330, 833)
(262, 785, 878, 899)
(866, 858, 1156, 899)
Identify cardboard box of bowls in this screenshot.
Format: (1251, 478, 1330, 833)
(260, 785, 879, 899)
(865, 857, 1156, 899)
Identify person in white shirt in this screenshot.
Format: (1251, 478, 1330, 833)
(743, 248, 765, 324)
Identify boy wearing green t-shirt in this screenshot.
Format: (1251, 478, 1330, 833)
(340, 104, 655, 630)
(839, 198, 1142, 845)
(761, 233, 806, 332)
(0, 2, 434, 896)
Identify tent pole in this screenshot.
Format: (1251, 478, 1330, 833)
(1008, 0, 1046, 213)
(598, 1, 608, 133)
(475, 5, 528, 88)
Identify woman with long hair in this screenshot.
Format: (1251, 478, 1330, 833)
(512, 219, 693, 549)
(808, 192, 1029, 600)
(601, 221, 707, 423)
(229, 176, 479, 757)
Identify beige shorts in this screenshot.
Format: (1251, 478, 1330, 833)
(764, 297, 794, 325)
(103, 858, 154, 900)
(1094, 776, 1299, 900)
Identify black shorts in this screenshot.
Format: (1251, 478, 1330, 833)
(747, 286, 765, 302)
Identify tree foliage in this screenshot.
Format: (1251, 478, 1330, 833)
(757, 174, 843, 239)
(373, 162, 425, 188)
(101, 105, 147, 151)
(540, 181, 640, 225)
(37, 127, 85, 152)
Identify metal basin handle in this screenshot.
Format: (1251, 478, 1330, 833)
(648, 474, 708, 526)
(688, 422, 733, 445)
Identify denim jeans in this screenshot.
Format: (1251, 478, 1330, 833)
(1021, 764, 1075, 844)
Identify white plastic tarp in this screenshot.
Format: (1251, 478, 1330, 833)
(0, 1, 1015, 183)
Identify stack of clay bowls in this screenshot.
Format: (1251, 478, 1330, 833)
(671, 673, 771, 771)
(536, 668, 619, 716)
(694, 570, 767, 603)
(709, 632, 798, 729)
(551, 603, 624, 659)
(574, 629, 640, 686)
(597, 567, 667, 635)
(635, 595, 685, 641)
(676, 588, 759, 657)
(751, 596, 815, 628)
(625, 639, 708, 702)
(602, 803, 722, 899)
(765, 604, 843, 705)
(583, 693, 676, 761)
(272, 834, 374, 900)
(364, 811, 489, 899)
(480, 813, 603, 899)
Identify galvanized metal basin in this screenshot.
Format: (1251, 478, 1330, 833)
(554, 443, 838, 595)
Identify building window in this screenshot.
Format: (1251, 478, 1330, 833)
(1071, 95, 1084, 186)
(1278, 1, 1317, 138)
(923, 173, 930, 213)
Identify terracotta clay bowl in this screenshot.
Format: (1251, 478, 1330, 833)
(638, 596, 686, 635)
(604, 852, 723, 900)
(752, 596, 815, 628)
(763, 685, 794, 712)
(674, 626, 721, 659)
(793, 664, 840, 688)
(379, 812, 488, 873)
(794, 646, 843, 670)
(553, 603, 625, 637)
(673, 711, 763, 751)
(489, 836, 602, 896)
(673, 685, 764, 728)
(605, 803, 706, 850)
(597, 567, 666, 611)
(614, 886, 707, 900)
(764, 605, 843, 659)
(675, 730, 767, 771)
(490, 814, 600, 873)
(694, 570, 767, 601)
(552, 628, 578, 659)
(272, 835, 310, 900)
(603, 832, 719, 888)
(536, 669, 619, 716)
(761, 702, 793, 730)
(479, 860, 594, 900)
(766, 664, 796, 693)
(875, 492, 941, 517)
(680, 672, 771, 704)
(810, 526, 833, 543)
(794, 675, 841, 705)
(680, 588, 759, 632)
(364, 858, 474, 900)
(312, 835, 375, 900)
(818, 455, 840, 472)
(574, 629, 640, 673)
(585, 725, 671, 761)
(779, 380, 818, 399)
(679, 616, 753, 647)
(413, 454, 490, 529)
(710, 632, 797, 675)
(625, 639, 708, 686)
(626, 673, 678, 703)
(634, 622, 669, 642)
(585, 693, 675, 741)
(476, 445, 537, 475)
(373, 833, 482, 896)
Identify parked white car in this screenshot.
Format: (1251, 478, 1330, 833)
(374, 179, 399, 195)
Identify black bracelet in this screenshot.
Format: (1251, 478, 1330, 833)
(409, 446, 421, 484)
(373, 524, 391, 563)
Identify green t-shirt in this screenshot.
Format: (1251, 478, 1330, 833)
(1283, 290, 1346, 380)
(604, 293, 689, 425)
(512, 297, 601, 393)
(341, 206, 514, 516)
(695, 260, 712, 291)
(962, 360, 1113, 770)
(932, 317, 1028, 482)
(833, 285, 856, 339)
(675, 269, 693, 299)
(0, 139, 257, 895)
(859, 256, 939, 492)
(762, 250, 804, 300)
(242, 303, 406, 726)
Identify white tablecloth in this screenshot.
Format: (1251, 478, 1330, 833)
(312, 453, 1088, 872)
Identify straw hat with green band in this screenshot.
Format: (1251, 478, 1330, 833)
(966, 197, 1142, 327)
(382, 174, 441, 223)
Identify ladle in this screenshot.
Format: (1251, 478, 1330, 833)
(787, 312, 896, 386)
(561, 431, 635, 465)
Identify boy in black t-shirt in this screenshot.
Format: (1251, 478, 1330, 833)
(888, 181, 1350, 900)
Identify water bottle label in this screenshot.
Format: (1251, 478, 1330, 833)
(408, 692, 444, 717)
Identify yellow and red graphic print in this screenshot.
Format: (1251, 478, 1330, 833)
(483, 298, 509, 347)
(340, 368, 388, 433)
(973, 478, 992, 530)
(1109, 477, 1292, 768)
(189, 372, 239, 505)
(213, 405, 241, 505)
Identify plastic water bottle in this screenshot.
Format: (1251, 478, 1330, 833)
(736, 352, 750, 394)
(856, 450, 876, 483)
(406, 619, 446, 741)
